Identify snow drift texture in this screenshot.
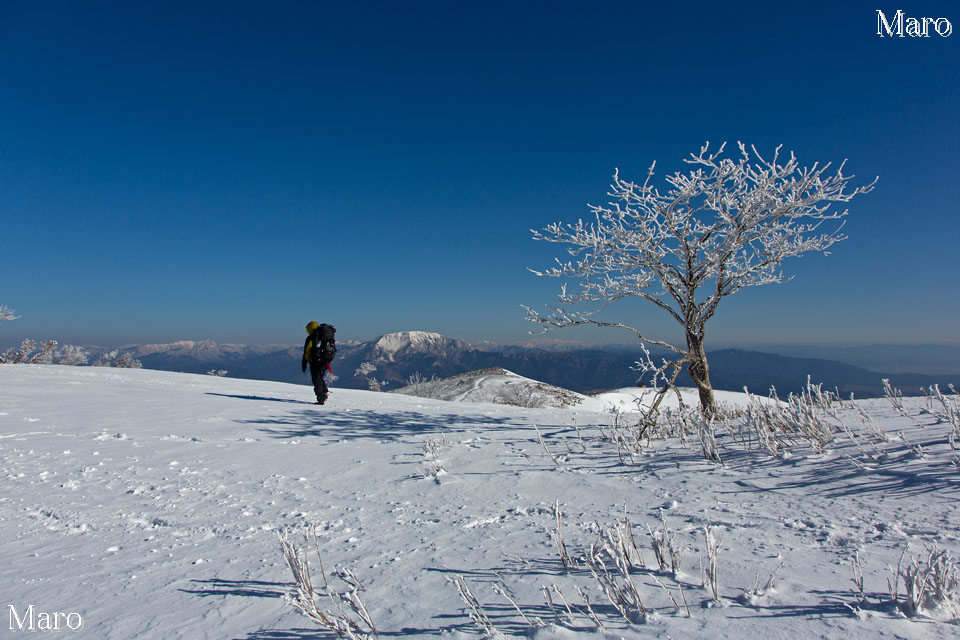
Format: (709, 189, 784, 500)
(2, 364, 958, 638)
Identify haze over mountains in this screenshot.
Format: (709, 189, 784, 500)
(88, 332, 960, 398)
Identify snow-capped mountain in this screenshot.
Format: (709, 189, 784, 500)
(368, 331, 478, 362)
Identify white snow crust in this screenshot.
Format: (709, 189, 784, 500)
(2, 364, 958, 639)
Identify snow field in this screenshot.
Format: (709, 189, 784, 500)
(1, 364, 958, 638)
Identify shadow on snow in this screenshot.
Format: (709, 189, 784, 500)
(243, 408, 522, 443)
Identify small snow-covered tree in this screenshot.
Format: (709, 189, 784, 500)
(526, 142, 875, 418)
(355, 361, 377, 387)
(55, 344, 89, 365)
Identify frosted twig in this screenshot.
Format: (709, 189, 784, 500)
(452, 576, 499, 636)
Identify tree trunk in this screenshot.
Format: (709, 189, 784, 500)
(686, 332, 716, 419)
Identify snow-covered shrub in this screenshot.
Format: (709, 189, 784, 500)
(929, 385, 960, 441)
(495, 382, 542, 408)
(278, 529, 379, 639)
(604, 409, 639, 464)
(888, 545, 960, 618)
(415, 460, 445, 482)
(693, 415, 723, 464)
(739, 380, 840, 455)
(417, 436, 447, 484)
(419, 434, 447, 463)
(93, 349, 143, 368)
(113, 352, 142, 368)
(402, 372, 441, 398)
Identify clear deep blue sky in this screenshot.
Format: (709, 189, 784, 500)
(2, 1, 958, 348)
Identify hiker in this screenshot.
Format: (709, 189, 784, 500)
(302, 321, 337, 405)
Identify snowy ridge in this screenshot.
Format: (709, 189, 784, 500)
(2, 364, 959, 639)
(130, 340, 288, 358)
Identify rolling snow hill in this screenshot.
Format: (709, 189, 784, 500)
(2, 364, 958, 639)
(392, 367, 607, 411)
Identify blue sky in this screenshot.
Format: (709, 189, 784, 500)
(2, 1, 958, 348)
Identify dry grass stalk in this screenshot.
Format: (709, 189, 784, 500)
(648, 509, 684, 575)
(278, 529, 378, 639)
(553, 500, 575, 569)
(452, 575, 499, 637)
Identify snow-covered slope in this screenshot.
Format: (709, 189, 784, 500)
(592, 386, 785, 413)
(393, 367, 609, 410)
(391, 371, 777, 413)
(2, 364, 958, 639)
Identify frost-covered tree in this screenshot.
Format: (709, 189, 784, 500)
(93, 349, 142, 368)
(93, 349, 119, 367)
(355, 362, 377, 387)
(0, 305, 18, 322)
(1, 338, 37, 364)
(55, 345, 90, 366)
(113, 352, 143, 369)
(368, 377, 389, 392)
(2, 339, 88, 365)
(27, 340, 58, 364)
(526, 142, 876, 418)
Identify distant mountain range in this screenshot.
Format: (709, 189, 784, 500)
(88, 331, 960, 399)
(755, 344, 960, 376)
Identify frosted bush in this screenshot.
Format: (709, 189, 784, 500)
(889, 545, 960, 618)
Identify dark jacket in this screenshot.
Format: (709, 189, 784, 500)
(302, 322, 337, 372)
